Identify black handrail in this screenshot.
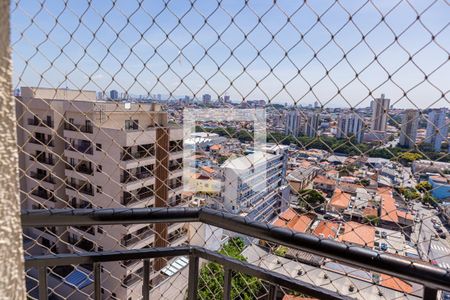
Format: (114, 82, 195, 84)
(21, 207, 450, 293)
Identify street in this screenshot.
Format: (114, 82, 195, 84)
(412, 201, 450, 270)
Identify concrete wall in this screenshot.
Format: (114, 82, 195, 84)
(0, 0, 26, 297)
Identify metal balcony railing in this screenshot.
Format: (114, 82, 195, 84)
(65, 143, 94, 155)
(120, 171, 153, 183)
(30, 172, 55, 184)
(66, 182, 94, 196)
(64, 122, 94, 134)
(66, 163, 94, 175)
(21, 208, 450, 300)
(27, 118, 54, 128)
(31, 155, 54, 166)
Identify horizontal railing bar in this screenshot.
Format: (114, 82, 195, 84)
(21, 208, 450, 291)
(24, 246, 349, 300)
(21, 207, 200, 227)
(198, 208, 450, 292)
(192, 247, 351, 300)
(25, 246, 191, 268)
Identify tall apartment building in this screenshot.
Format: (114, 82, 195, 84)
(399, 109, 420, 148)
(17, 87, 186, 300)
(221, 145, 289, 222)
(336, 112, 364, 143)
(304, 111, 320, 138)
(285, 110, 304, 136)
(370, 94, 390, 132)
(110, 89, 119, 100)
(202, 93, 212, 104)
(425, 108, 448, 152)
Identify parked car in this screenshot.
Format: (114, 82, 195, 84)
(434, 223, 441, 230)
(431, 218, 437, 223)
(436, 228, 443, 234)
(439, 232, 447, 239)
(381, 232, 387, 239)
(380, 243, 388, 251)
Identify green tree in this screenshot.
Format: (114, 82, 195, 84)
(364, 215, 380, 226)
(359, 179, 370, 187)
(198, 237, 263, 299)
(298, 189, 326, 210)
(273, 245, 288, 257)
(422, 192, 436, 205)
(399, 187, 420, 201)
(416, 181, 432, 192)
(398, 152, 423, 164)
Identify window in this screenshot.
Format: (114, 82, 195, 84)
(96, 143, 102, 151)
(125, 119, 139, 130)
(97, 165, 102, 173)
(97, 186, 102, 194)
(97, 226, 103, 234)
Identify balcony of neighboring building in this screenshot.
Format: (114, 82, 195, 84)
(122, 186, 155, 207)
(64, 120, 94, 134)
(30, 152, 55, 166)
(30, 187, 55, 202)
(29, 169, 56, 185)
(169, 140, 184, 158)
(66, 179, 94, 196)
(29, 132, 54, 147)
(64, 139, 94, 157)
(27, 116, 54, 128)
(65, 160, 94, 176)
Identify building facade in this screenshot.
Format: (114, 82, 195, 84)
(17, 87, 187, 300)
(370, 94, 390, 132)
(425, 108, 448, 152)
(285, 110, 304, 136)
(336, 112, 364, 143)
(399, 109, 419, 148)
(221, 145, 289, 222)
(304, 111, 320, 138)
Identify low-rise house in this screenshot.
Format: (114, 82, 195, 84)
(313, 175, 336, 195)
(272, 208, 316, 233)
(339, 221, 375, 248)
(327, 189, 351, 213)
(287, 167, 320, 192)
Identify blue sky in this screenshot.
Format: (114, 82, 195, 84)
(10, 0, 450, 108)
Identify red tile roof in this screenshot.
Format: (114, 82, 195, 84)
(339, 221, 375, 248)
(379, 188, 398, 223)
(273, 208, 315, 233)
(313, 221, 339, 239)
(380, 274, 413, 294)
(329, 189, 351, 209)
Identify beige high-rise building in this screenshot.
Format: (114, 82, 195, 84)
(399, 109, 419, 148)
(370, 94, 390, 132)
(17, 87, 187, 300)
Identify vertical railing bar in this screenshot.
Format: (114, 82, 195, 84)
(268, 284, 277, 300)
(94, 263, 101, 300)
(188, 255, 199, 300)
(143, 259, 150, 300)
(223, 266, 232, 300)
(38, 267, 48, 300)
(423, 287, 438, 300)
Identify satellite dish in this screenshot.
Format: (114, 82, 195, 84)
(124, 102, 131, 110)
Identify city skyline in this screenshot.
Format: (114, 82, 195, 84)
(11, 0, 449, 109)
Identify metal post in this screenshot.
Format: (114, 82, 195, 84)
(423, 287, 438, 300)
(143, 259, 150, 300)
(38, 267, 47, 300)
(268, 284, 277, 300)
(188, 256, 199, 300)
(223, 267, 232, 300)
(94, 263, 101, 300)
